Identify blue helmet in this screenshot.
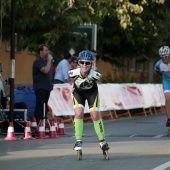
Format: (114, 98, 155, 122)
(78, 50, 94, 60)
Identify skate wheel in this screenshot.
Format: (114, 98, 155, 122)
(77, 150, 82, 160)
(103, 150, 109, 160)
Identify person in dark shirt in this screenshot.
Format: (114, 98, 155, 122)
(32, 44, 53, 127)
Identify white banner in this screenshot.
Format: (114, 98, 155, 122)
(48, 83, 165, 116)
(49, 84, 74, 115)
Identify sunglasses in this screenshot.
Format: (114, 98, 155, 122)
(161, 55, 169, 59)
(79, 61, 91, 65)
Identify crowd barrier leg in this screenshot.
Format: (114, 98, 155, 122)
(116, 110, 131, 118)
(101, 110, 132, 119)
(133, 107, 152, 117)
(162, 106, 166, 113)
(144, 108, 153, 115)
(101, 110, 116, 119)
(63, 115, 74, 123)
(112, 110, 118, 118)
(155, 106, 166, 113)
(151, 107, 158, 114)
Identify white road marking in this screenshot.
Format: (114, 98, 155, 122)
(153, 135, 164, 138)
(151, 161, 170, 170)
(129, 134, 137, 137)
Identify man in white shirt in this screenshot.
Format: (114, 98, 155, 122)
(54, 53, 72, 83)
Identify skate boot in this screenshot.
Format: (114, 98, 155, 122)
(74, 140, 83, 151)
(74, 140, 83, 160)
(99, 141, 110, 160)
(99, 141, 110, 151)
(166, 119, 170, 136)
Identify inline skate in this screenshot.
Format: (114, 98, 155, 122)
(74, 140, 83, 160)
(99, 141, 110, 160)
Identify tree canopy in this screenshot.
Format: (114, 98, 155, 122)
(1, 0, 170, 62)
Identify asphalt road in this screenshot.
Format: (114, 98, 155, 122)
(0, 112, 170, 170)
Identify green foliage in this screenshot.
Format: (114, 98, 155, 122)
(98, 1, 170, 60)
(101, 70, 163, 84)
(101, 72, 114, 83)
(1, 0, 170, 64)
(153, 72, 162, 83)
(101, 71, 140, 83)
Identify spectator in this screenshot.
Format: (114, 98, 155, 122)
(69, 57, 78, 84)
(69, 57, 78, 70)
(53, 53, 72, 84)
(32, 44, 53, 128)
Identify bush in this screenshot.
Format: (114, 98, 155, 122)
(101, 72, 140, 83)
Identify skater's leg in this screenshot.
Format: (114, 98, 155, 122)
(93, 118, 110, 150)
(166, 119, 170, 136)
(90, 110, 105, 141)
(164, 92, 170, 120)
(90, 111, 109, 151)
(93, 118, 105, 141)
(73, 107, 84, 150)
(164, 92, 170, 136)
(74, 118, 83, 140)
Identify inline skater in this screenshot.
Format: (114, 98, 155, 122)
(68, 50, 109, 159)
(154, 46, 170, 134)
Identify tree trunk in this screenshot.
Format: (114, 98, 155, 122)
(148, 58, 155, 83)
(122, 59, 128, 82)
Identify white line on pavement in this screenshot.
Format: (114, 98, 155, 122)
(153, 135, 165, 138)
(129, 134, 138, 137)
(151, 161, 170, 170)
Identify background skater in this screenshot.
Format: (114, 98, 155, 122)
(154, 46, 170, 135)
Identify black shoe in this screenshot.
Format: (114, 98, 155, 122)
(31, 132, 36, 138)
(166, 119, 170, 127)
(31, 131, 38, 138)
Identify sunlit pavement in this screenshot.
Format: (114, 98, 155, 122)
(0, 112, 170, 170)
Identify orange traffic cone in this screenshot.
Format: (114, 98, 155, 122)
(21, 121, 34, 140)
(4, 122, 16, 140)
(37, 119, 46, 139)
(31, 117, 37, 134)
(48, 119, 58, 138)
(57, 118, 67, 135)
(53, 117, 58, 133)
